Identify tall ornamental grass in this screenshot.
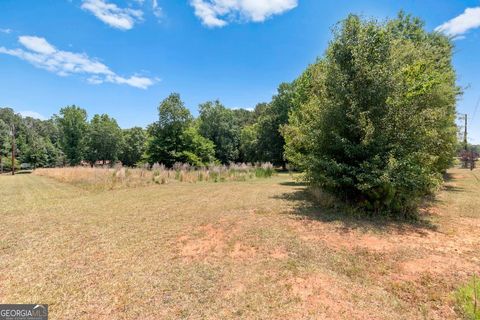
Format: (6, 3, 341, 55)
(33, 162, 275, 190)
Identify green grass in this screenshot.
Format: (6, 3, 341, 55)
(456, 275, 480, 320)
(1, 168, 480, 319)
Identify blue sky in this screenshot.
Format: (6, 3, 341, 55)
(1, 0, 479, 142)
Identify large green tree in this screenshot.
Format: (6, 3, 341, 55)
(178, 125, 216, 166)
(19, 116, 63, 168)
(85, 114, 123, 165)
(0, 108, 23, 171)
(198, 100, 240, 164)
(256, 83, 295, 167)
(239, 124, 258, 164)
(119, 127, 146, 167)
(56, 106, 88, 166)
(147, 93, 215, 166)
(1, 108, 63, 170)
(0, 119, 9, 172)
(284, 13, 458, 215)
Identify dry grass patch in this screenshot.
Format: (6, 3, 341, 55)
(1, 168, 479, 319)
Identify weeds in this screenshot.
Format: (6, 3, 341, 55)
(456, 275, 480, 319)
(33, 162, 276, 190)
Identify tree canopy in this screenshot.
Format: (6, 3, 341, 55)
(198, 101, 241, 164)
(119, 127, 146, 167)
(56, 106, 88, 166)
(146, 93, 216, 166)
(85, 114, 123, 165)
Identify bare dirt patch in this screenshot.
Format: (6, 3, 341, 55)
(178, 224, 227, 259)
(270, 247, 288, 259)
(400, 255, 469, 279)
(229, 242, 257, 260)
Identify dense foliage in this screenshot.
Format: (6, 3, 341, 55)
(119, 127, 146, 167)
(85, 114, 123, 165)
(146, 93, 216, 166)
(0, 108, 63, 171)
(284, 13, 459, 215)
(198, 101, 241, 163)
(255, 83, 295, 167)
(56, 106, 88, 166)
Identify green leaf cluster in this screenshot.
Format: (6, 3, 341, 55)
(146, 93, 216, 166)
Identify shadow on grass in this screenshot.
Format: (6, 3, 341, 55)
(273, 182, 444, 235)
(15, 170, 33, 175)
(442, 172, 466, 192)
(279, 181, 308, 187)
(443, 185, 464, 193)
(0, 170, 32, 175)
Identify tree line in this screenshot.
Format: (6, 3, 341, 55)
(0, 12, 459, 216)
(0, 88, 292, 170)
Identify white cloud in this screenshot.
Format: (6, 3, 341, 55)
(19, 111, 47, 120)
(435, 7, 480, 37)
(81, 0, 143, 30)
(0, 36, 155, 89)
(152, 0, 162, 18)
(19, 36, 56, 54)
(190, 0, 298, 27)
(87, 74, 155, 88)
(0, 28, 12, 34)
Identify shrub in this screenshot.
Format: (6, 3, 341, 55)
(283, 13, 458, 216)
(1, 156, 20, 172)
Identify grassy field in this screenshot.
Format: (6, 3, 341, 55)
(0, 168, 479, 319)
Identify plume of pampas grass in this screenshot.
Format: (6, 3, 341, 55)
(34, 162, 276, 190)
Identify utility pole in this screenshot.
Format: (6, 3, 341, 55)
(459, 113, 470, 169)
(0, 140, 2, 174)
(11, 124, 15, 176)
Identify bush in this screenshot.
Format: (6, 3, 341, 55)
(1, 156, 20, 172)
(283, 13, 458, 216)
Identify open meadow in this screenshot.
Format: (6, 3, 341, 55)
(0, 167, 479, 319)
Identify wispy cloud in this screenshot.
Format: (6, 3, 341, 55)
(0, 36, 155, 89)
(190, 0, 298, 28)
(81, 0, 144, 30)
(0, 28, 12, 34)
(435, 7, 480, 37)
(19, 110, 47, 120)
(152, 0, 162, 18)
